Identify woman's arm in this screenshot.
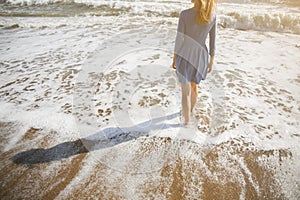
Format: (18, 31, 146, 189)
(173, 12, 185, 69)
(208, 17, 217, 73)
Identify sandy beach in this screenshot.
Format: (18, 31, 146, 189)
(0, 0, 300, 199)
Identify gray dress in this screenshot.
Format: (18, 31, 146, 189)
(174, 8, 216, 84)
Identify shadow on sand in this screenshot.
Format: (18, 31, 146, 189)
(11, 112, 180, 165)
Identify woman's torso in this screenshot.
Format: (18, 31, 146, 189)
(180, 8, 216, 46)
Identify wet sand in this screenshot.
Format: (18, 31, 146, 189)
(0, 121, 296, 199)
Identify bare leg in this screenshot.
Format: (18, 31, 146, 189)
(181, 83, 191, 124)
(190, 82, 198, 113)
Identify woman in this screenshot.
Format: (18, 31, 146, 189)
(172, 0, 216, 125)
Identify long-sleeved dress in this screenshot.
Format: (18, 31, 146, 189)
(174, 8, 216, 84)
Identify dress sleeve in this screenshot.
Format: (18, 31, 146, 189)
(209, 16, 217, 56)
(174, 12, 185, 53)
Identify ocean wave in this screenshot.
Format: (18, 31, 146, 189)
(0, 2, 132, 17)
(1, 0, 299, 34)
(2, 0, 68, 5)
(222, 0, 300, 7)
(3, 0, 300, 7)
(219, 12, 300, 34)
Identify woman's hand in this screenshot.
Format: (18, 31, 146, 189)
(208, 55, 214, 73)
(208, 62, 213, 73)
(172, 53, 177, 69)
(172, 61, 176, 69)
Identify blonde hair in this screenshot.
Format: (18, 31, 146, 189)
(195, 0, 215, 24)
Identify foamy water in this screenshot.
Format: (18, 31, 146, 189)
(0, 0, 300, 33)
(0, 0, 299, 199)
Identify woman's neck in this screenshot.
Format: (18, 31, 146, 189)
(193, 5, 200, 11)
